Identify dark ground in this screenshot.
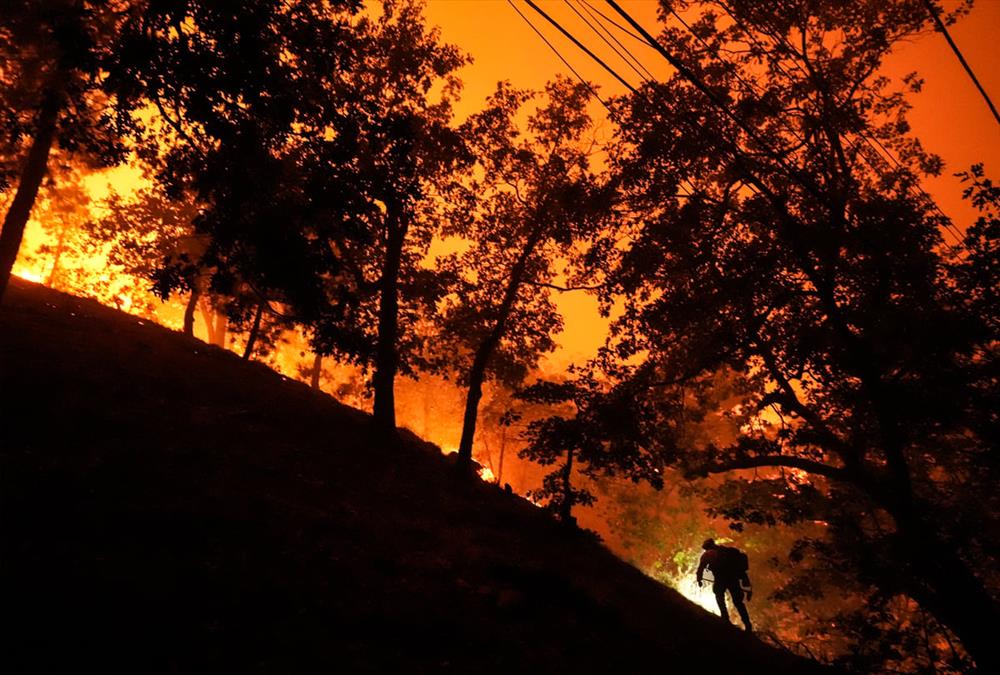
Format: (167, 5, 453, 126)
(1, 278, 829, 674)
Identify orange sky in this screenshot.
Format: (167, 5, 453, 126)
(16, 0, 999, 367)
(424, 0, 999, 180)
(423, 0, 1000, 363)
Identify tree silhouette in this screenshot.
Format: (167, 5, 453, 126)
(124, 0, 469, 431)
(582, 0, 997, 668)
(439, 77, 612, 471)
(24, 159, 92, 290)
(516, 371, 666, 526)
(110, 0, 365, 334)
(0, 0, 138, 299)
(87, 183, 208, 334)
(309, 0, 469, 431)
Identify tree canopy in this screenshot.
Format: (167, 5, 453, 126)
(1, 0, 997, 670)
(565, 0, 998, 668)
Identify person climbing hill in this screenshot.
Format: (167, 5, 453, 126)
(696, 538, 753, 632)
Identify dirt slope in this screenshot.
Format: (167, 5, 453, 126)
(1, 278, 828, 674)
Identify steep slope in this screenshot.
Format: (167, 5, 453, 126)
(1, 278, 827, 674)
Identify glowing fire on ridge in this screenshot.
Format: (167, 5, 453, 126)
(437, 446, 498, 484)
(648, 560, 722, 615)
(13, 269, 44, 284)
(665, 569, 723, 614)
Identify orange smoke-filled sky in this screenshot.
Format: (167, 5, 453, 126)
(38, 1, 999, 366)
(422, 0, 1000, 363)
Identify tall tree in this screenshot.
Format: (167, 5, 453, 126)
(0, 0, 137, 300)
(312, 0, 469, 431)
(19, 159, 92, 290)
(111, 0, 364, 324)
(439, 78, 611, 471)
(584, 0, 996, 668)
(89, 183, 208, 335)
(129, 0, 468, 432)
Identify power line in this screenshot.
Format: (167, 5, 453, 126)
(590, 3, 986, 355)
(713, 0, 967, 251)
(506, 0, 611, 112)
(578, 0, 647, 46)
(665, 5, 807, 160)
(524, 0, 638, 93)
(594, 1, 974, 274)
(920, 0, 1000, 128)
(515, 0, 967, 254)
(510, 1, 698, 203)
(567, 0, 655, 83)
(602, 0, 830, 202)
(515, 2, 975, 365)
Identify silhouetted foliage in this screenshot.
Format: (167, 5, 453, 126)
(516, 372, 665, 525)
(111, 0, 363, 326)
(3, 1, 997, 670)
(436, 77, 612, 470)
(0, 0, 141, 298)
(304, 0, 470, 430)
(568, 0, 996, 670)
(124, 0, 469, 429)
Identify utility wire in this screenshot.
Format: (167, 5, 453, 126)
(506, 0, 612, 112)
(591, 3, 987, 357)
(524, 0, 638, 93)
(579, 0, 647, 46)
(553, 2, 801, 209)
(566, 0, 651, 83)
(920, 0, 1000, 128)
(567, 0, 656, 83)
(597, 1, 970, 282)
(666, 6, 808, 160)
(714, 0, 967, 250)
(517, 0, 966, 253)
(603, 0, 831, 203)
(509, 1, 703, 207)
(521, 2, 696, 200)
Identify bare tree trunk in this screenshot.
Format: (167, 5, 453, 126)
(497, 425, 507, 485)
(422, 386, 431, 438)
(457, 351, 491, 470)
(242, 302, 264, 360)
(213, 312, 228, 348)
(200, 301, 216, 343)
(0, 87, 61, 302)
(372, 203, 406, 432)
(560, 446, 575, 526)
(310, 352, 322, 390)
(45, 218, 69, 288)
(183, 281, 201, 338)
(456, 225, 545, 470)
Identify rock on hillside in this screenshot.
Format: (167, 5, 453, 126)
(1, 278, 828, 674)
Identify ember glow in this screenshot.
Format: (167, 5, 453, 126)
(661, 566, 721, 615)
(13, 268, 42, 284)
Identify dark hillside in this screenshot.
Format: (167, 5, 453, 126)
(1, 278, 827, 674)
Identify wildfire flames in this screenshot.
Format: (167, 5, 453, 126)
(662, 568, 722, 614)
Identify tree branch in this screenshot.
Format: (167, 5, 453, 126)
(153, 96, 207, 160)
(697, 453, 849, 482)
(523, 279, 604, 292)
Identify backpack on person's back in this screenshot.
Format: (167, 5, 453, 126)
(714, 544, 750, 578)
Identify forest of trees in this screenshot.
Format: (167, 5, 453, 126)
(1, 1, 997, 671)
